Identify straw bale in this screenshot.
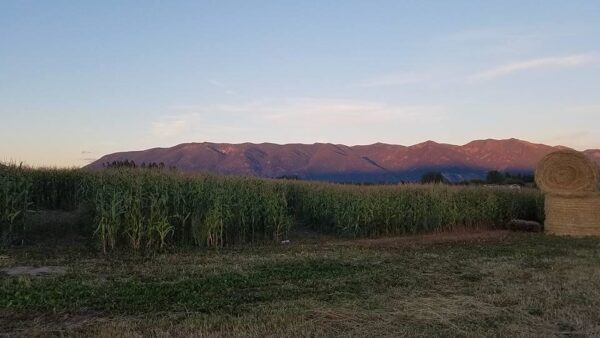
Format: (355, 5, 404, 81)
(544, 194, 600, 236)
(535, 149, 600, 196)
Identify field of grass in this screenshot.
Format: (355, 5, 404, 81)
(5, 165, 583, 336)
(1, 231, 600, 337)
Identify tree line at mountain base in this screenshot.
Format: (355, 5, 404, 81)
(420, 170, 535, 186)
(99, 159, 535, 187)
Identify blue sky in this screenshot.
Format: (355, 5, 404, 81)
(1, 1, 599, 167)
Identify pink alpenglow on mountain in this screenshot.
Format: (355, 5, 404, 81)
(88, 139, 600, 183)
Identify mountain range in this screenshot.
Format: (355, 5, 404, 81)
(88, 139, 600, 183)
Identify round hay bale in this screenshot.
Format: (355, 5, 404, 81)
(544, 194, 600, 236)
(535, 149, 600, 196)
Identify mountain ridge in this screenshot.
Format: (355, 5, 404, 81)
(87, 139, 600, 183)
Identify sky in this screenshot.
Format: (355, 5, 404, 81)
(1, 1, 600, 167)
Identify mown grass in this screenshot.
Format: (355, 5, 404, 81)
(1, 231, 600, 337)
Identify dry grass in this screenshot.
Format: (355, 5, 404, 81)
(2, 231, 600, 337)
(345, 228, 512, 249)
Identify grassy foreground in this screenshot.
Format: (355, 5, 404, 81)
(2, 231, 600, 337)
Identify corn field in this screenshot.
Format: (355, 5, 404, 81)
(0, 165, 32, 242)
(288, 183, 543, 236)
(0, 164, 544, 251)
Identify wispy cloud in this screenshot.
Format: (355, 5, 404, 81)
(471, 54, 597, 81)
(168, 98, 446, 124)
(258, 99, 446, 125)
(152, 98, 448, 142)
(540, 130, 594, 150)
(355, 72, 433, 88)
(564, 104, 600, 115)
(152, 118, 187, 139)
(207, 79, 237, 95)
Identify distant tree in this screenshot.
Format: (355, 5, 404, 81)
(504, 177, 523, 185)
(486, 170, 505, 184)
(458, 171, 534, 186)
(104, 160, 137, 169)
(420, 171, 446, 184)
(276, 175, 300, 180)
(102, 159, 173, 170)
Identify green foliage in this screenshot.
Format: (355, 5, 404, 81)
(0, 165, 33, 243)
(288, 182, 543, 237)
(0, 165, 544, 251)
(477, 170, 536, 186)
(86, 170, 293, 251)
(461, 171, 535, 186)
(486, 170, 506, 184)
(0, 259, 368, 313)
(102, 160, 175, 170)
(420, 171, 446, 184)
